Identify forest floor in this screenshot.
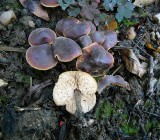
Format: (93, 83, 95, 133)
(0, 0, 160, 140)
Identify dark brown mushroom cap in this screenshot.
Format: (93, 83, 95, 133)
(28, 28, 56, 46)
(102, 31, 117, 50)
(53, 37, 82, 62)
(26, 44, 58, 70)
(40, 0, 59, 7)
(90, 31, 105, 45)
(63, 22, 91, 40)
(77, 35, 92, 48)
(76, 42, 114, 76)
(55, 18, 79, 36)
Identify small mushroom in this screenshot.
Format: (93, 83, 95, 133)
(126, 27, 136, 40)
(53, 71, 97, 114)
(77, 35, 92, 48)
(102, 31, 117, 50)
(0, 79, 8, 87)
(150, 32, 156, 41)
(19, 0, 50, 21)
(28, 28, 56, 46)
(98, 75, 130, 94)
(63, 22, 91, 40)
(0, 10, 16, 26)
(55, 17, 79, 36)
(153, 13, 160, 25)
(53, 37, 82, 62)
(40, 0, 59, 7)
(26, 44, 58, 70)
(90, 31, 105, 45)
(76, 42, 114, 76)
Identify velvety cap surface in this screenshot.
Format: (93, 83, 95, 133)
(55, 17, 79, 36)
(53, 37, 82, 62)
(28, 28, 56, 46)
(26, 44, 58, 70)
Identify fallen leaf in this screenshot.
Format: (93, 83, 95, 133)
(121, 49, 147, 78)
(19, 0, 50, 21)
(156, 47, 160, 52)
(146, 42, 160, 53)
(146, 42, 155, 50)
(103, 15, 117, 31)
(98, 75, 130, 94)
(134, 0, 156, 7)
(104, 20, 117, 31)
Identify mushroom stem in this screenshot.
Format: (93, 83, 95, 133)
(74, 89, 83, 117)
(74, 89, 88, 127)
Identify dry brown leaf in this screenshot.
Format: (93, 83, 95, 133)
(19, 0, 50, 21)
(104, 20, 117, 31)
(134, 0, 156, 7)
(122, 49, 147, 78)
(98, 75, 130, 94)
(146, 42, 156, 51)
(146, 42, 160, 53)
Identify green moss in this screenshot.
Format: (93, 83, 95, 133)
(1, 0, 22, 11)
(122, 113, 128, 120)
(0, 95, 6, 104)
(95, 100, 115, 120)
(14, 73, 30, 84)
(144, 100, 155, 107)
(94, 76, 103, 83)
(120, 113, 139, 135)
(116, 99, 125, 109)
(144, 122, 153, 132)
(144, 120, 160, 132)
(121, 18, 139, 27)
(157, 122, 160, 130)
(122, 124, 139, 135)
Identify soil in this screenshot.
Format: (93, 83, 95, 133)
(0, 0, 160, 140)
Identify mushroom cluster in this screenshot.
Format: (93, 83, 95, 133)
(55, 17, 117, 76)
(25, 18, 130, 115)
(26, 27, 82, 70)
(26, 17, 117, 76)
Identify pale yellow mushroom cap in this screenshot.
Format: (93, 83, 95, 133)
(53, 71, 97, 114)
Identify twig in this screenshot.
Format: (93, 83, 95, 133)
(134, 99, 143, 109)
(14, 106, 41, 111)
(111, 64, 123, 75)
(0, 46, 26, 52)
(156, 78, 160, 95)
(131, 39, 151, 57)
(137, 54, 148, 62)
(113, 46, 134, 50)
(122, 29, 150, 57)
(146, 56, 158, 97)
(136, 33, 146, 45)
(143, 111, 160, 118)
(30, 79, 52, 98)
(29, 77, 32, 101)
